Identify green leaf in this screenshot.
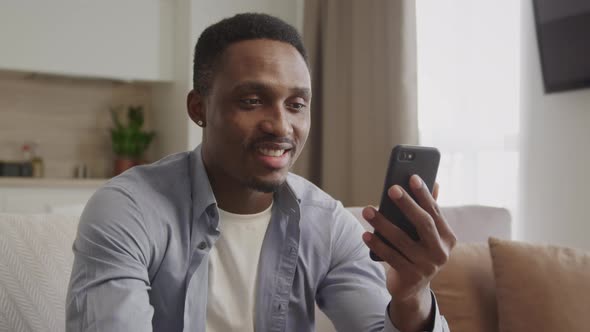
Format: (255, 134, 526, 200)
(109, 105, 154, 159)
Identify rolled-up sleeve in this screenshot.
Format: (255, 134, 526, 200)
(66, 185, 154, 332)
(383, 293, 450, 332)
(317, 206, 450, 332)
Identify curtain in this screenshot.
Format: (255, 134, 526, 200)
(294, 0, 418, 206)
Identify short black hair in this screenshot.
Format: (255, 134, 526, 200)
(193, 13, 308, 95)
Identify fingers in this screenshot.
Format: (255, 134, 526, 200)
(362, 231, 414, 274)
(362, 229, 441, 279)
(363, 176, 457, 294)
(407, 175, 456, 245)
(362, 207, 430, 266)
(387, 182, 440, 247)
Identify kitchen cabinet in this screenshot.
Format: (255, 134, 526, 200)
(0, 1, 172, 82)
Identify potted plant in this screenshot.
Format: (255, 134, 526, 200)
(110, 105, 155, 175)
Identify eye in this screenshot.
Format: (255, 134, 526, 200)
(287, 102, 307, 112)
(239, 98, 263, 109)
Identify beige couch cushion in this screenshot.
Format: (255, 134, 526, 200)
(489, 237, 590, 332)
(348, 205, 512, 243)
(431, 243, 498, 332)
(0, 213, 78, 332)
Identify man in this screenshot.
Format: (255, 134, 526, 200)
(66, 13, 455, 332)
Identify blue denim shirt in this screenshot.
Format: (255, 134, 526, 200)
(66, 145, 449, 332)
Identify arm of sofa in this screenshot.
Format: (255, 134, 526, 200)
(0, 213, 79, 332)
(439, 205, 511, 242)
(345, 205, 512, 242)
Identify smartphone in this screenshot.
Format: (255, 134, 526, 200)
(370, 145, 440, 261)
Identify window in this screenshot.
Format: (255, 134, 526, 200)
(416, 1, 521, 222)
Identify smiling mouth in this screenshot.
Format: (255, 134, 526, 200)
(254, 145, 293, 170)
(258, 147, 288, 157)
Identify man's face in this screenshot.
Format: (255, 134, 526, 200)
(199, 39, 311, 193)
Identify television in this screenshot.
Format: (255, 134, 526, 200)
(532, 0, 590, 93)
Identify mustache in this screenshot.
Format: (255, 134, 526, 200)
(247, 135, 295, 151)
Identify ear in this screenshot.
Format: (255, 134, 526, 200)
(187, 89, 206, 125)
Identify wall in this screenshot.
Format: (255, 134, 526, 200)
(0, 72, 153, 178)
(151, 0, 193, 159)
(518, 0, 590, 250)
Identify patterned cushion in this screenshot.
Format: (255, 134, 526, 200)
(0, 214, 79, 332)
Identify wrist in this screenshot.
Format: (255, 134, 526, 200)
(389, 287, 433, 332)
(393, 286, 430, 309)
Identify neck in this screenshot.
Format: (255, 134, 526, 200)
(202, 160, 273, 215)
(212, 183, 273, 214)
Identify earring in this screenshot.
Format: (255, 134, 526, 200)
(197, 120, 204, 127)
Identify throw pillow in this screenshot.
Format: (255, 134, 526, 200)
(489, 237, 590, 332)
(431, 243, 498, 332)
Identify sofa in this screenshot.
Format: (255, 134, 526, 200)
(0, 205, 548, 332)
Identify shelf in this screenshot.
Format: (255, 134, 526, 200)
(0, 177, 108, 188)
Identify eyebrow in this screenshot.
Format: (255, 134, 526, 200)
(231, 81, 312, 100)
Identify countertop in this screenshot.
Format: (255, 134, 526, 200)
(0, 177, 107, 188)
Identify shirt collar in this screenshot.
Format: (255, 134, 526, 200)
(189, 145, 217, 222)
(275, 177, 301, 218)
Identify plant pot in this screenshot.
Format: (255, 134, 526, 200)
(114, 158, 140, 176)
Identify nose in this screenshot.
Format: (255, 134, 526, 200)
(259, 104, 293, 137)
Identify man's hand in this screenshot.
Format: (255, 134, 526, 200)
(361, 175, 456, 332)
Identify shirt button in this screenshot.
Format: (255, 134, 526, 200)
(197, 241, 207, 250)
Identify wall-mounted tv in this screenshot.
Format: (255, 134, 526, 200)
(533, 0, 590, 93)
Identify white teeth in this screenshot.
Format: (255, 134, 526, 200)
(259, 148, 285, 157)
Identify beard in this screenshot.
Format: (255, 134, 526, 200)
(243, 176, 285, 193)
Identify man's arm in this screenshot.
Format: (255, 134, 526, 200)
(316, 205, 450, 332)
(66, 186, 154, 332)
(362, 178, 456, 332)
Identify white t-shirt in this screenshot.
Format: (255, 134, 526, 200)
(205, 202, 273, 332)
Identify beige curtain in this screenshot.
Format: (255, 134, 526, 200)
(294, 0, 418, 206)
